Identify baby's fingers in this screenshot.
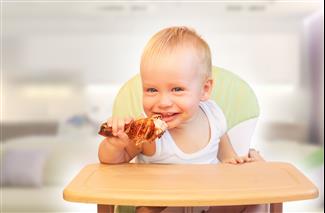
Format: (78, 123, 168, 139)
(223, 158, 238, 164)
(235, 156, 244, 164)
(113, 117, 134, 136)
(242, 156, 253, 163)
(110, 117, 124, 136)
(249, 149, 265, 162)
(125, 116, 133, 125)
(106, 117, 113, 127)
(116, 118, 127, 135)
(116, 131, 130, 143)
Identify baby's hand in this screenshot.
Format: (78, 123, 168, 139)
(248, 149, 265, 162)
(106, 116, 133, 137)
(222, 155, 253, 164)
(98, 116, 138, 164)
(102, 116, 134, 150)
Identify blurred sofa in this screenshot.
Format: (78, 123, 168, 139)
(1, 134, 101, 212)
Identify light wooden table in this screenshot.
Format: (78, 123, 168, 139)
(63, 162, 318, 213)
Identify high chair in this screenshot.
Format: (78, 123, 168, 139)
(113, 66, 260, 213)
(63, 66, 318, 213)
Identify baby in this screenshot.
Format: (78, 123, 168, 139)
(98, 26, 264, 213)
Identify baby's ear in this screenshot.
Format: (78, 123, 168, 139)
(200, 77, 213, 101)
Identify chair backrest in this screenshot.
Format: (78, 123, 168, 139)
(112, 66, 259, 131)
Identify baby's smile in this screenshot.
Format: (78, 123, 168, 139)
(154, 112, 180, 122)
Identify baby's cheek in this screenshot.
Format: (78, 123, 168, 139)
(142, 99, 154, 114)
(181, 99, 200, 112)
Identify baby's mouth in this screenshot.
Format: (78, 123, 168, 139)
(156, 112, 179, 122)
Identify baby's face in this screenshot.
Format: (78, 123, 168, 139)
(141, 47, 208, 129)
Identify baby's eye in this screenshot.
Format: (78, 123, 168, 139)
(146, 88, 158, 93)
(172, 87, 184, 92)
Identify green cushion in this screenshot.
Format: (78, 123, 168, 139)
(112, 74, 143, 119)
(210, 67, 260, 129)
(112, 66, 259, 130)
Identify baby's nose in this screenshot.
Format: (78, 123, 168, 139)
(158, 94, 173, 107)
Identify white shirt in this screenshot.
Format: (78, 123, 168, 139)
(136, 100, 227, 164)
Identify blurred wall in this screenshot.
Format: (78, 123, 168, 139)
(2, 1, 323, 144)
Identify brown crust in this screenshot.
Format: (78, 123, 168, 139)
(98, 116, 165, 145)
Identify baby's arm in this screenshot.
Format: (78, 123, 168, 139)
(217, 134, 253, 164)
(98, 117, 142, 164)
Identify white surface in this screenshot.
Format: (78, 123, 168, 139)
(228, 118, 258, 156)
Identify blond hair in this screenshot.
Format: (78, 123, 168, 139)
(140, 26, 212, 78)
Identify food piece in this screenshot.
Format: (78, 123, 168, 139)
(99, 115, 168, 146)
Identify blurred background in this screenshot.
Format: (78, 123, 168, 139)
(1, 0, 323, 212)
